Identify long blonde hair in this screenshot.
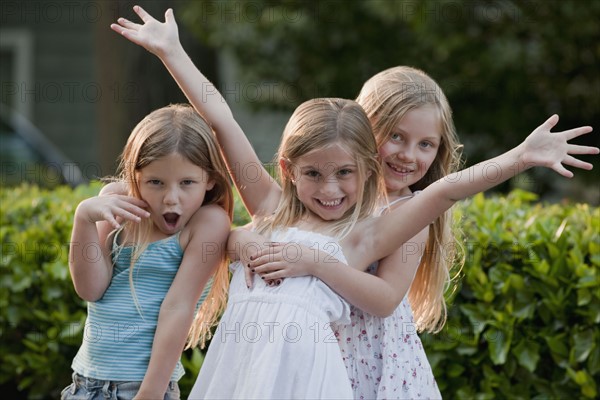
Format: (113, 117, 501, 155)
(357, 66, 463, 333)
(257, 98, 385, 238)
(115, 103, 233, 348)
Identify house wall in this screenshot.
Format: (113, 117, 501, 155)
(1, 1, 98, 172)
(218, 50, 291, 164)
(1, 1, 290, 184)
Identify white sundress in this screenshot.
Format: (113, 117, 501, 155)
(334, 193, 442, 399)
(189, 227, 354, 400)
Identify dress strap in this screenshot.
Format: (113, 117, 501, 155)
(380, 191, 422, 215)
(388, 194, 414, 207)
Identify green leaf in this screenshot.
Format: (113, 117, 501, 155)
(508, 273, 525, 291)
(577, 288, 592, 306)
(583, 385, 597, 399)
(588, 343, 600, 375)
(572, 329, 594, 364)
(546, 334, 569, 365)
(533, 259, 550, 275)
(447, 363, 465, 377)
(512, 301, 536, 320)
(567, 369, 597, 398)
(486, 327, 512, 365)
(513, 339, 540, 372)
(459, 304, 488, 339)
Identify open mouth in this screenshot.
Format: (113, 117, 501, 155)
(163, 212, 180, 229)
(316, 198, 344, 208)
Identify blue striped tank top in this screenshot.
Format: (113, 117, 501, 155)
(71, 232, 211, 381)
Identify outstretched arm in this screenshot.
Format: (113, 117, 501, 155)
(249, 227, 429, 317)
(350, 115, 597, 265)
(110, 6, 281, 217)
(69, 194, 149, 301)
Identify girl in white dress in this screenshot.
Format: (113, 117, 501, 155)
(246, 68, 455, 399)
(111, 6, 598, 399)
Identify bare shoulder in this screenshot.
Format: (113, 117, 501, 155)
(181, 204, 231, 249)
(99, 181, 126, 196)
(189, 204, 230, 231)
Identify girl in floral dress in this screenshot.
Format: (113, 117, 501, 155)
(334, 66, 461, 398)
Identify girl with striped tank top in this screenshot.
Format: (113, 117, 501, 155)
(62, 104, 233, 399)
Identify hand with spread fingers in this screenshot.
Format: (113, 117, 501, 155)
(110, 5, 179, 58)
(76, 194, 149, 230)
(518, 114, 596, 177)
(248, 242, 342, 285)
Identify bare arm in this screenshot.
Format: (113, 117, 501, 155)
(69, 195, 149, 301)
(135, 205, 230, 399)
(250, 227, 428, 317)
(350, 115, 597, 265)
(111, 6, 281, 217)
(317, 229, 427, 317)
(254, 117, 596, 315)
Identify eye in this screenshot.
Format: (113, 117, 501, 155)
(147, 179, 162, 185)
(181, 180, 194, 185)
(305, 170, 320, 178)
(337, 168, 353, 177)
(420, 141, 436, 149)
(390, 133, 403, 142)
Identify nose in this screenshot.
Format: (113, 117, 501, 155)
(397, 144, 416, 162)
(163, 187, 178, 205)
(320, 177, 340, 196)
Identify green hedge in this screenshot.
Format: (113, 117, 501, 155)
(423, 190, 599, 399)
(1, 184, 92, 398)
(1, 185, 598, 398)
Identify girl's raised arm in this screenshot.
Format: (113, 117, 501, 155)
(110, 6, 281, 217)
(351, 115, 597, 265)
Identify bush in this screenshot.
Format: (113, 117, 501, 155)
(423, 190, 599, 399)
(1, 185, 597, 398)
(0, 183, 99, 398)
(0, 183, 248, 398)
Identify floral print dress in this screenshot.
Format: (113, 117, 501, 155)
(334, 292, 441, 399)
(333, 193, 441, 399)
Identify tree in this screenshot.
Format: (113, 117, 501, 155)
(182, 0, 599, 200)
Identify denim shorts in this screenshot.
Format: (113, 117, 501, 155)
(60, 372, 180, 400)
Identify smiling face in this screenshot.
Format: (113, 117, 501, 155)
(288, 143, 363, 223)
(136, 152, 214, 238)
(378, 105, 442, 197)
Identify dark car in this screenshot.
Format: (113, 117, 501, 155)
(0, 105, 84, 187)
